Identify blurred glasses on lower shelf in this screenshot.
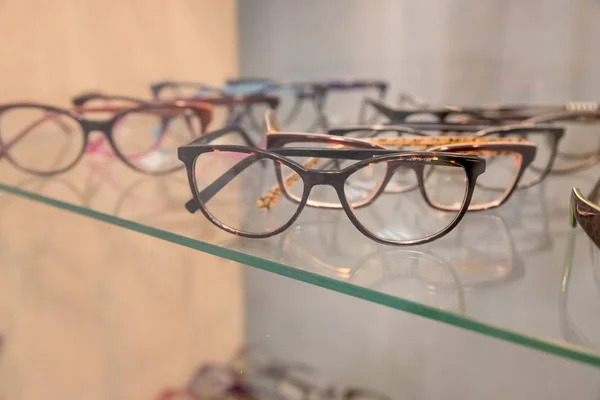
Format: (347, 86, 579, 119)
(157, 347, 391, 400)
(0, 102, 212, 175)
(178, 128, 487, 245)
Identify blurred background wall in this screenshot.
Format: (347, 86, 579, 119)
(0, 0, 237, 104)
(238, 0, 600, 104)
(0, 2, 242, 399)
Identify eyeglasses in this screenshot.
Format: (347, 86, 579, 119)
(327, 122, 563, 189)
(367, 98, 600, 174)
(525, 110, 600, 174)
(151, 79, 319, 132)
(364, 98, 504, 124)
(153, 78, 388, 132)
(570, 181, 600, 249)
(0, 102, 213, 175)
(424, 100, 599, 121)
(260, 131, 534, 213)
(178, 126, 486, 245)
(384, 94, 598, 121)
(73, 90, 279, 141)
(313, 79, 388, 128)
(222, 78, 321, 132)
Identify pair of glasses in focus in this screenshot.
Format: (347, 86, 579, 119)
(366, 98, 600, 174)
(178, 124, 486, 245)
(571, 178, 600, 249)
(327, 122, 563, 189)
(0, 102, 213, 176)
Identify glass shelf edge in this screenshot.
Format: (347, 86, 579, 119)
(1, 181, 600, 368)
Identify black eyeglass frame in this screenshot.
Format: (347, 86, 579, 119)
(177, 126, 486, 246)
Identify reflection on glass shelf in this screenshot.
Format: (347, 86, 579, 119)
(560, 230, 600, 349)
(2, 153, 600, 366)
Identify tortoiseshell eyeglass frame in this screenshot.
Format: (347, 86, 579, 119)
(177, 125, 487, 246)
(263, 131, 535, 212)
(326, 122, 564, 189)
(571, 180, 600, 249)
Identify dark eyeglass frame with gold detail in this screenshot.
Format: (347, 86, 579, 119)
(571, 180, 600, 249)
(177, 126, 487, 246)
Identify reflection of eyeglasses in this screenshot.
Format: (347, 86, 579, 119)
(0, 102, 212, 175)
(277, 213, 467, 312)
(178, 127, 486, 245)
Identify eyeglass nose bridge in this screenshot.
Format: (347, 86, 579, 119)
(303, 169, 346, 187)
(81, 119, 113, 133)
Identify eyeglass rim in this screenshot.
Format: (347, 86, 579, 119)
(179, 144, 484, 245)
(0, 102, 211, 176)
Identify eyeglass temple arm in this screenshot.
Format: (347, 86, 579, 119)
(398, 93, 430, 108)
(185, 124, 255, 148)
(150, 81, 222, 98)
(257, 156, 324, 211)
(72, 92, 149, 107)
(185, 153, 262, 213)
(183, 125, 259, 213)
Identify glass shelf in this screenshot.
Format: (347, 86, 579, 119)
(2, 153, 600, 368)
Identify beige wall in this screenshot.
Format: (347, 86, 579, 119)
(0, 2, 243, 399)
(0, 0, 238, 104)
